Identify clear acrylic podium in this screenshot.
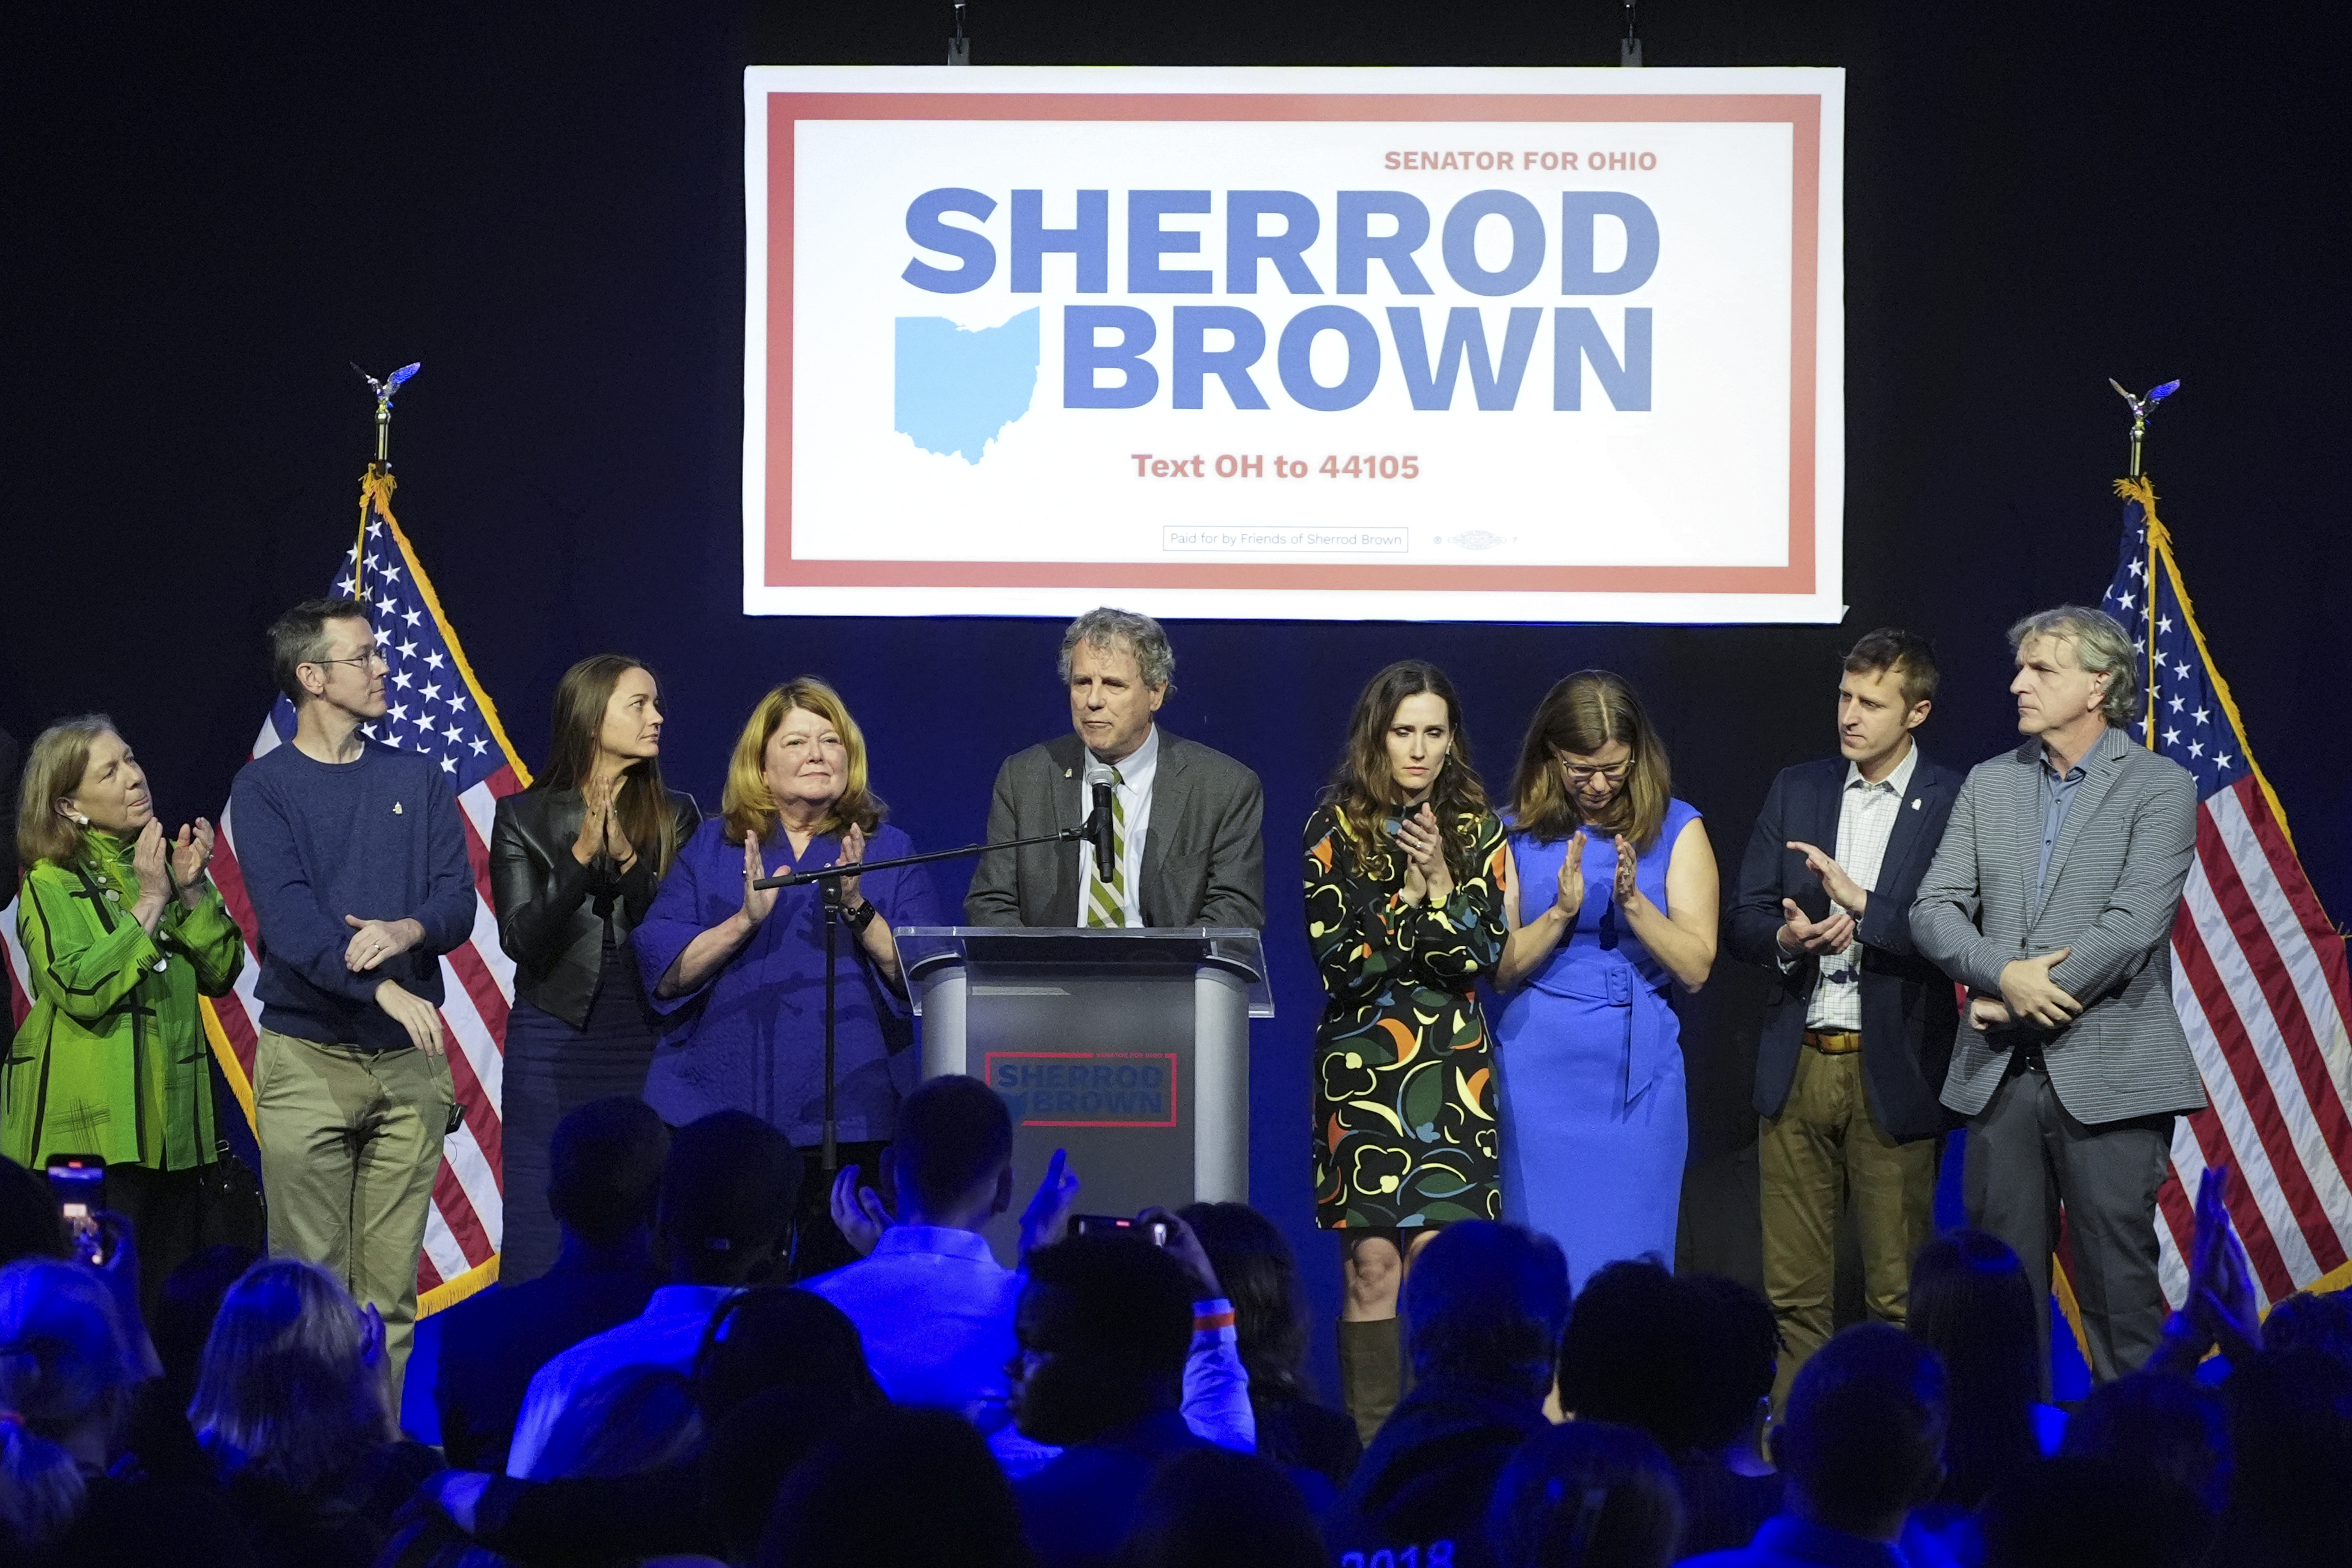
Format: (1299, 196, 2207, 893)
(897, 927, 1273, 1264)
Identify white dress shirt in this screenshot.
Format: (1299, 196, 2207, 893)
(1076, 724, 1159, 928)
(800, 1218, 1255, 1472)
(506, 1282, 738, 1477)
(1802, 743, 1920, 1032)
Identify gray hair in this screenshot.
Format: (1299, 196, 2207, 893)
(2007, 605, 2139, 728)
(1057, 607, 1175, 692)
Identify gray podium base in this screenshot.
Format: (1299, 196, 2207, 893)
(920, 964, 1251, 1266)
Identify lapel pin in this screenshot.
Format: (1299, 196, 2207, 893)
(1910, 798, 1922, 810)
(393, 801, 404, 815)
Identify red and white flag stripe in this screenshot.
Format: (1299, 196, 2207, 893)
(2157, 776, 2352, 1311)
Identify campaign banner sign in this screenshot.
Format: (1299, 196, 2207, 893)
(985, 1051, 1180, 1129)
(744, 66, 1845, 622)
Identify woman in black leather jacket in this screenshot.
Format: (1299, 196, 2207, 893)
(490, 655, 699, 1281)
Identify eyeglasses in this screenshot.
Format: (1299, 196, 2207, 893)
(1558, 758, 1633, 785)
(308, 650, 386, 675)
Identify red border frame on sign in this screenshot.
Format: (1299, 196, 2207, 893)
(984, 1049, 1181, 1129)
(764, 91, 1821, 595)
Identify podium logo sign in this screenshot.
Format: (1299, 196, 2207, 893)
(986, 1051, 1180, 1128)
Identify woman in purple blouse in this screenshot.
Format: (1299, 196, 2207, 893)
(634, 677, 940, 1271)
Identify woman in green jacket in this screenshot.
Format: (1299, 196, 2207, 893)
(10, 715, 242, 1307)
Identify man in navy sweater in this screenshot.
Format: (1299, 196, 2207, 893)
(231, 596, 475, 1380)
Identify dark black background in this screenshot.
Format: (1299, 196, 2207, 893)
(8, 2, 2348, 1382)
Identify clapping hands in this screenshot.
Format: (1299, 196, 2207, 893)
(2188, 1163, 2261, 1362)
(1394, 803, 1454, 906)
(2151, 1163, 2262, 1373)
(830, 1163, 893, 1258)
(572, 774, 635, 867)
(1786, 839, 1867, 916)
(1019, 1148, 1081, 1258)
(838, 822, 868, 910)
(168, 818, 215, 897)
(130, 820, 171, 910)
(1554, 830, 1588, 917)
(740, 836, 779, 926)
(1777, 897, 1855, 958)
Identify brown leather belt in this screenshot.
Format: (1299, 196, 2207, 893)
(1804, 1029, 1863, 1056)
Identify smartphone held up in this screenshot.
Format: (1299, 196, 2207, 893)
(1071, 1213, 1169, 1246)
(46, 1154, 107, 1266)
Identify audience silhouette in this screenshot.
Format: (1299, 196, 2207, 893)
(1487, 1420, 1685, 1568)
(1334, 1220, 1570, 1568)
(432, 1095, 668, 1472)
(1, 1088, 2347, 1568)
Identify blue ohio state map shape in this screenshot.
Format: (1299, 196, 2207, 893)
(893, 307, 1041, 464)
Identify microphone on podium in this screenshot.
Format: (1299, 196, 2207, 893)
(1083, 764, 1118, 884)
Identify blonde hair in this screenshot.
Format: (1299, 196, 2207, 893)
(2007, 605, 2139, 729)
(0, 1260, 142, 1547)
(14, 717, 117, 872)
(1508, 672, 1674, 851)
(720, 678, 886, 845)
(188, 1258, 393, 1496)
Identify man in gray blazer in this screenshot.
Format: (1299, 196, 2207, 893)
(1913, 605, 2203, 1384)
(966, 608, 1265, 929)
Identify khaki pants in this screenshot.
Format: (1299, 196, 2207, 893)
(1760, 1043, 1940, 1407)
(255, 1029, 451, 1388)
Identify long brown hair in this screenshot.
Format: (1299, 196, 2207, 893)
(1319, 661, 1489, 883)
(537, 656, 679, 876)
(1509, 670, 1673, 851)
(721, 678, 886, 845)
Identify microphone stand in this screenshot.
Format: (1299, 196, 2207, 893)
(750, 819, 1103, 1178)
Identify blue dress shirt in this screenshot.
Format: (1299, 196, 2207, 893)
(2036, 751, 2089, 889)
(802, 1225, 1024, 1423)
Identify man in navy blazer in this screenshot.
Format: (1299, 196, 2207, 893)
(1727, 629, 1963, 1403)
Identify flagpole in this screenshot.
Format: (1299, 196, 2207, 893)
(2110, 377, 2179, 744)
(2145, 521, 2159, 743)
(350, 363, 421, 602)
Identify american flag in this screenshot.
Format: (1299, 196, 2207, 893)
(2099, 475, 2352, 1318)
(4, 467, 528, 1314)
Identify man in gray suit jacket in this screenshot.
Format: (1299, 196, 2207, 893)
(1913, 605, 2204, 1385)
(966, 608, 1264, 929)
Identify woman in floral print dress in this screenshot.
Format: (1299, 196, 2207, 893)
(1303, 659, 1507, 1439)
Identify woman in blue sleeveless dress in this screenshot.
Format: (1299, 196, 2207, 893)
(1493, 671, 1719, 1287)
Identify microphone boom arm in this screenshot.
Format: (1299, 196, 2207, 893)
(750, 826, 1086, 890)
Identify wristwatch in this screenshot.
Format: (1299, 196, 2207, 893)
(842, 899, 881, 933)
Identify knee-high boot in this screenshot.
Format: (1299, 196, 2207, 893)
(1338, 1315, 1403, 1445)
